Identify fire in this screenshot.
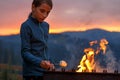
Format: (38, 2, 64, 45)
(76, 39, 108, 72)
(76, 48, 95, 72)
(99, 39, 108, 54)
(89, 40, 97, 46)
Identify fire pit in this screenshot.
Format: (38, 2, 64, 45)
(43, 39, 120, 80)
(43, 70, 120, 80)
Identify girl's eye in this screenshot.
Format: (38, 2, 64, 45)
(39, 9, 50, 15)
(40, 9, 45, 13)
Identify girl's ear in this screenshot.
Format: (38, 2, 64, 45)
(32, 4, 35, 12)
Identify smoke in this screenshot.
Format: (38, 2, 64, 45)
(95, 48, 119, 73)
(105, 49, 117, 72)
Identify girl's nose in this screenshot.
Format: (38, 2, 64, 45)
(43, 13, 48, 18)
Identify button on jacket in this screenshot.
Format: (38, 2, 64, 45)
(20, 15, 49, 76)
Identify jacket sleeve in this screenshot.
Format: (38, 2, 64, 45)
(20, 23, 42, 67)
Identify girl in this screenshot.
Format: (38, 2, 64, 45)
(20, 0, 54, 80)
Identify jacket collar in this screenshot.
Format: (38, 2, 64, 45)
(29, 14, 40, 24)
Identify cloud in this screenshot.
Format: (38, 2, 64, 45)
(49, 0, 120, 28)
(0, 0, 120, 34)
(0, 0, 32, 28)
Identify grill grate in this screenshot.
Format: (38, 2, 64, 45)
(43, 69, 120, 80)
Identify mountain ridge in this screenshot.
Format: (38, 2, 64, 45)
(0, 28, 120, 70)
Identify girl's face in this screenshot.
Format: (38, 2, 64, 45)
(32, 3, 52, 22)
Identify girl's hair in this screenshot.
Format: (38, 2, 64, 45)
(32, 0, 53, 8)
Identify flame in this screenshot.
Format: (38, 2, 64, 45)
(76, 48, 95, 72)
(99, 39, 108, 54)
(76, 39, 108, 72)
(89, 40, 97, 46)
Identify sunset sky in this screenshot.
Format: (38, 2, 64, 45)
(0, 0, 120, 35)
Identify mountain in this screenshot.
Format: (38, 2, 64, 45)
(0, 29, 120, 71)
(62, 29, 120, 61)
(63, 28, 120, 44)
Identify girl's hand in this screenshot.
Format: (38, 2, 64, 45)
(49, 63, 55, 70)
(40, 60, 55, 70)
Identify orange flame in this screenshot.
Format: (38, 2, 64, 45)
(89, 40, 97, 46)
(76, 48, 95, 72)
(76, 39, 108, 72)
(99, 39, 108, 54)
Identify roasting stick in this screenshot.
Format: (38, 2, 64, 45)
(48, 60, 67, 71)
(54, 60, 67, 67)
(46, 60, 68, 71)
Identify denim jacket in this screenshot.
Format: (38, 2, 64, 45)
(20, 15, 49, 76)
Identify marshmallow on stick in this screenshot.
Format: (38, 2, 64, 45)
(59, 60, 67, 67)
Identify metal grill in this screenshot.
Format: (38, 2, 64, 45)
(43, 69, 120, 80)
